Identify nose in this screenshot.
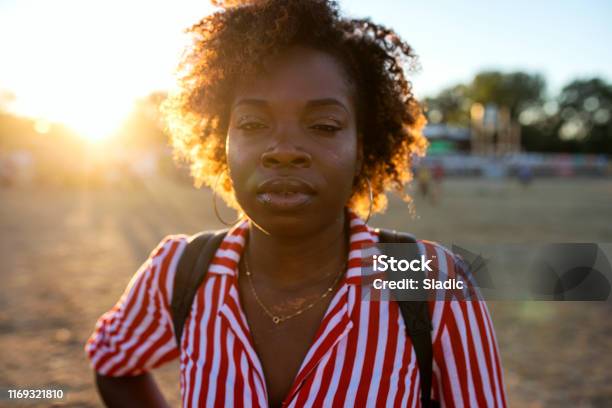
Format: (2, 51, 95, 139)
(261, 141, 312, 169)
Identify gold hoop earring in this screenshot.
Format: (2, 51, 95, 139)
(213, 173, 243, 226)
(364, 178, 373, 224)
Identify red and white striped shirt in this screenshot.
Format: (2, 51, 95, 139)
(86, 208, 507, 407)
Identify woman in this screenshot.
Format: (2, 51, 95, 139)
(86, 0, 507, 407)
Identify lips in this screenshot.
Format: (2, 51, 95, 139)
(255, 177, 316, 211)
(256, 177, 316, 195)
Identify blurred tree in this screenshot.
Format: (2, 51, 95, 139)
(552, 78, 612, 154)
(467, 71, 546, 119)
(424, 84, 471, 126)
(425, 71, 546, 127)
(423, 72, 612, 154)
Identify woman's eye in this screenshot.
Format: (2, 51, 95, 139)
(310, 124, 341, 133)
(238, 122, 268, 131)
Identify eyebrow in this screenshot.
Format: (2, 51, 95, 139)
(232, 98, 267, 110)
(304, 98, 349, 112)
(232, 97, 349, 113)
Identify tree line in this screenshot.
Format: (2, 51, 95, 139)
(424, 72, 612, 154)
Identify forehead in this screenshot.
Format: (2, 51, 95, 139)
(232, 47, 354, 110)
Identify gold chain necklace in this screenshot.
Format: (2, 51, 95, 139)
(241, 251, 347, 324)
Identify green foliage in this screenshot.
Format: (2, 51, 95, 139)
(425, 71, 611, 154)
(424, 84, 471, 126)
(426, 70, 546, 125)
(554, 78, 612, 153)
(467, 71, 546, 118)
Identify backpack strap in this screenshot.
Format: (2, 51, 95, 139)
(377, 228, 438, 408)
(170, 229, 228, 347)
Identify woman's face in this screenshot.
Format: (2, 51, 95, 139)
(226, 46, 362, 237)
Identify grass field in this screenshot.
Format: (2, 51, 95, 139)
(1, 177, 611, 407)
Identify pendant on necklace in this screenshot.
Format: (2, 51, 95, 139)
(272, 316, 281, 324)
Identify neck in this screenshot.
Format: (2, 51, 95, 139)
(244, 209, 350, 290)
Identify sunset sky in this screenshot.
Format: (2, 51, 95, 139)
(1, 0, 610, 140)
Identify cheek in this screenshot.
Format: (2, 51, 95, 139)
(226, 135, 239, 175)
(331, 137, 358, 171)
(226, 133, 255, 197)
(319, 139, 359, 189)
(227, 133, 252, 175)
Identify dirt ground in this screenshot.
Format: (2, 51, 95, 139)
(1, 177, 611, 407)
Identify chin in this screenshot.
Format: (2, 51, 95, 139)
(238, 193, 347, 237)
(250, 211, 320, 238)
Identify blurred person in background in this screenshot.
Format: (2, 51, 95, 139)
(432, 161, 445, 204)
(417, 165, 433, 200)
(517, 163, 533, 187)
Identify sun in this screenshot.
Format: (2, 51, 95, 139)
(0, 0, 216, 143)
(49, 93, 136, 142)
(10, 83, 137, 142)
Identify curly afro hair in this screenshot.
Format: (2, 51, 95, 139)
(161, 0, 428, 220)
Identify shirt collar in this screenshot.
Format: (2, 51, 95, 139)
(208, 207, 378, 285)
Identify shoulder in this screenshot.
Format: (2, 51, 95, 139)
(132, 234, 190, 306)
(85, 234, 188, 375)
(145, 234, 190, 285)
(148, 233, 190, 262)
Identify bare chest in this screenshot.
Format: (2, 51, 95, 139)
(237, 278, 334, 408)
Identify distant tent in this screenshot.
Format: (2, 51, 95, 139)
(423, 124, 471, 153)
